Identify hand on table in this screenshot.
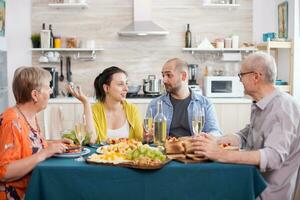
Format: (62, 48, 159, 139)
(40, 142, 66, 160)
(48, 138, 74, 145)
(186, 134, 224, 161)
(60, 138, 73, 144)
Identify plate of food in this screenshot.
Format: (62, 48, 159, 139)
(86, 143, 170, 170)
(86, 154, 171, 170)
(53, 147, 91, 158)
(106, 138, 130, 145)
(64, 143, 81, 153)
(96, 139, 142, 154)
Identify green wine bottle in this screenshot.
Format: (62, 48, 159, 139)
(154, 100, 167, 146)
(185, 24, 192, 48)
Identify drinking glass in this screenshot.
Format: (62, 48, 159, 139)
(192, 105, 205, 137)
(74, 115, 87, 161)
(143, 109, 153, 143)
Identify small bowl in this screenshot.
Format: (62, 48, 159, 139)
(128, 85, 141, 94)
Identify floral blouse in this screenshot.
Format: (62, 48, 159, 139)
(0, 107, 47, 200)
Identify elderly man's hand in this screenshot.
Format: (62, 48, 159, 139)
(186, 134, 225, 162)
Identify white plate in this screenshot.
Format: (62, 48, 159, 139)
(96, 147, 105, 154)
(53, 148, 91, 158)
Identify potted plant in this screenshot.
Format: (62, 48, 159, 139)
(31, 33, 40, 48)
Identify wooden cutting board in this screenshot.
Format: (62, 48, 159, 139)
(173, 157, 209, 164)
(167, 154, 209, 164)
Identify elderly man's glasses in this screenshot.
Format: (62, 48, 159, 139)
(238, 71, 255, 80)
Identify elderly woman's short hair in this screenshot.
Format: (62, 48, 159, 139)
(13, 67, 51, 104)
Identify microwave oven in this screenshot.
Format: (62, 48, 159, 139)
(204, 76, 244, 98)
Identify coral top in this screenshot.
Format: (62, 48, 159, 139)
(0, 107, 47, 200)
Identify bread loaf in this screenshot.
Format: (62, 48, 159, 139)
(165, 138, 185, 154)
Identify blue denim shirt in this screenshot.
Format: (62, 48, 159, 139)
(147, 91, 222, 137)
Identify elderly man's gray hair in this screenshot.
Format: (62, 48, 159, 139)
(245, 51, 277, 83)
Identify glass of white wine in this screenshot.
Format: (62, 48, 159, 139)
(143, 109, 153, 143)
(192, 105, 205, 137)
(74, 115, 87, 161)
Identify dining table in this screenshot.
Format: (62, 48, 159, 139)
(25, 147, 266, 200)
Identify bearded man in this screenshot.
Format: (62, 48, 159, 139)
(147, 58, 221, 137)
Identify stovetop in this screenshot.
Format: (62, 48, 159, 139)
(126, 94, 161, 98)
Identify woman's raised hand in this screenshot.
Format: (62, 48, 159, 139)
(67, 83, 88, 103)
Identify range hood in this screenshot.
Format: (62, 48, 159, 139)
(118, 0, 169, 36)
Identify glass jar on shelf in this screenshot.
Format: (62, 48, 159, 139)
(66, 37, 77, 48)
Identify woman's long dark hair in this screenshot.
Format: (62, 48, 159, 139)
(94, 66, 127, 102)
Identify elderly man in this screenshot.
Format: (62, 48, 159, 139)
(187, 52, 300, 200)
(146, 58, 221, 138)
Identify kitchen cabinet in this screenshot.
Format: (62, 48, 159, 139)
(48, 3, 88, 9)
(256, 40, 293, 94)
(214, 103, 251, 135)
(39, 103, 77, 139)
(39, 98, 251, 139)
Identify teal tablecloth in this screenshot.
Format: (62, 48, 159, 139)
(25, 148, 266, 200)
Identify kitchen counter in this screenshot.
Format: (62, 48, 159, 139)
(48, 96, 252, 104)
(42, 96, 252, 139)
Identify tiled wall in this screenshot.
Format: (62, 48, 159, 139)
(32, 0, 252, 96)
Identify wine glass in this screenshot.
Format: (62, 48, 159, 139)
(192, 105, 205, 137)
(143, 109, 153, 143)
(74, 116, 87, 161)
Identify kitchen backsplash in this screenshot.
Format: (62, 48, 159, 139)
(31, 0, 253, 96)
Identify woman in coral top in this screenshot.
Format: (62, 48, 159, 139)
(0, 67, 68, 200)
(68, 66, 144, 144)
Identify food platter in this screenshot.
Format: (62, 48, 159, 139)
(85, 157, 171, 170)
(86, 139, 169, 170)
(53, 148, 91, 158)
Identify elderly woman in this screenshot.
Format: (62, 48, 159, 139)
(0, 67, 68, 200)
(69, 66, 143, 143)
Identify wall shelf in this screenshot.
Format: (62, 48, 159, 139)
(31, 48, 104, 61)
(31, 48, 103, 52)
(202, 3, 240, 8)
(256, 41, 292, 53)
(275, 85, 291, 93)
(256, 40, 293, 94)
(182, 47, 256, 54)
(48, 3, 88, 9)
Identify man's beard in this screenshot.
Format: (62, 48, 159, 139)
(164, 82, 182, 94)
